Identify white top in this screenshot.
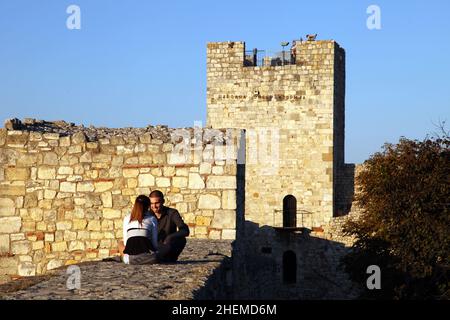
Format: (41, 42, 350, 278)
(122, 212, 158, 264)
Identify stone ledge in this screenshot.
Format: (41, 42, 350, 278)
(0, 239, 232, 300)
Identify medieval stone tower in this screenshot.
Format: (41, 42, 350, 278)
(206, 39, 358, 299)
(207, 39, 346, 229)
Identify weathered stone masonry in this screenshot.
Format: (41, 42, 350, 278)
(1, 38, 363, 299)
(0, 123, 243, 282)
(207, 40, 346, 228)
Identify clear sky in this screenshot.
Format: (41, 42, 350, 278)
(0, 0, 449, 163)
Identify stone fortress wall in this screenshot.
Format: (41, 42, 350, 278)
(1, 37, 365, 299)
(0, 119, 243, 283)
(207, 40, 346, 228)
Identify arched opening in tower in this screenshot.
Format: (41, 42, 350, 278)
(282, 250, 297, 284)
(283, 195, 297, 227)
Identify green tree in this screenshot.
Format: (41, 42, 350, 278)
(343, 133, 449, 299)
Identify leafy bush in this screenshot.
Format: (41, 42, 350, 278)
(343, 134, 449, 299)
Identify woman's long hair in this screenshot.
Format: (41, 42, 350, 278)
(130, 195, 150, 224)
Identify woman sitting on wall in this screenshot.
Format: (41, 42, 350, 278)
(117, 194, 158, 264)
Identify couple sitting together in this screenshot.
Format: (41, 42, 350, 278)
(117, 190, 189, 264)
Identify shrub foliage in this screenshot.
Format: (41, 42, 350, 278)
(343, 135, 449, 299)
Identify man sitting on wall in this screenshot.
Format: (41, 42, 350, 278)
(149, 190, 190, 262)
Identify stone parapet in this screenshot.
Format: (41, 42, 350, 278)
(0, 121, 244, 282)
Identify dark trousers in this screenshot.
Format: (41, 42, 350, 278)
(156, 237, 186, 262)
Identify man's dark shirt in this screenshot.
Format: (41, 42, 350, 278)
(153, 206, 190, 243)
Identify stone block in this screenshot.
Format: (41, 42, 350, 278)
(72, 132, 86, 144)
(101, 192, 113, 208)
(60, 182, 76, 193)
(206, 176, 236, 189)
(38, 167, 56, 180)
(152, 153, 165, 164)
(0, 257, 18, 275)
(32, 241, 44, 250)
(199, 162, 212, 174)
(43, 132, 59, 140)
(69, 241, 85, 251)
(59, 136, 71, 147)
(87, 220, 101, 232)
(7, 132, 28, 147)
(125, 178, 137, 188)
(44, 189, 57, 200)
(156, 177, 170, 187)
(11, 240, 31, 255)
(0, 217, 22, 233)
(0, 234, 10, 254)
(94, 181, 113, 192)
(43, 152, 58, 165)
(99, 239, 112, 248)
(198, 194, 221, 209)
(139, 133, 152, 144)
(51, 241, 67, 252)
(77, 181, 94, 192)
(24, 194, 38, 208)
(21, 221, 35, 232)
(167, 152, 189, 165)
(195, 216, 211, 226)
(58, 166, 74, 175)
(175, 202, 187, 213)
(98, 249, 110, 258)
(138, 174, 155, 187)
(221, 229, 236, 240)
(172, 177, 187, 188)
(0, 185, 26, 196)
(103, 209, 121, 219)
(80, 152, 92, 163)
(29, 208, 43, 220)
(10, 233, 25, 241)
(0, 198, 15, 217)
(56, 221, 72, 230)
(195, 226, 208, 235)
(123, 168, 139, 178)
(112, 156, 124, 166)
(221, 190, 236, 210)
(101, 220, 114, 231)
(5, 168, 29, 180)
(47, 259, 63, 270)
(188, 173, 205, 189)
(208, 229, 221, 240)
(90, 231, 103, 240)
(93, 154, 111, 163)
(77, 231, 90, 240)
(138, 155, 153, 164)
(72, 219, 87, 230)
(212, 166, 224, 175)
(211, 210, 235, 229)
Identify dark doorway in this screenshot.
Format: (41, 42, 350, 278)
(283, 195, 297, 227)
(283, 250, 297, 284)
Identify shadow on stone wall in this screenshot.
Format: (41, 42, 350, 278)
(231, 221, 362, 299)
(335, 163, 356, 217)
(191, 248, 234, 299)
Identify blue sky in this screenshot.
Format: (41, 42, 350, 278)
(0, 0, 449, 163)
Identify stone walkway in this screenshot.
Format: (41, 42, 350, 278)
(0, 239, 232, 300)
